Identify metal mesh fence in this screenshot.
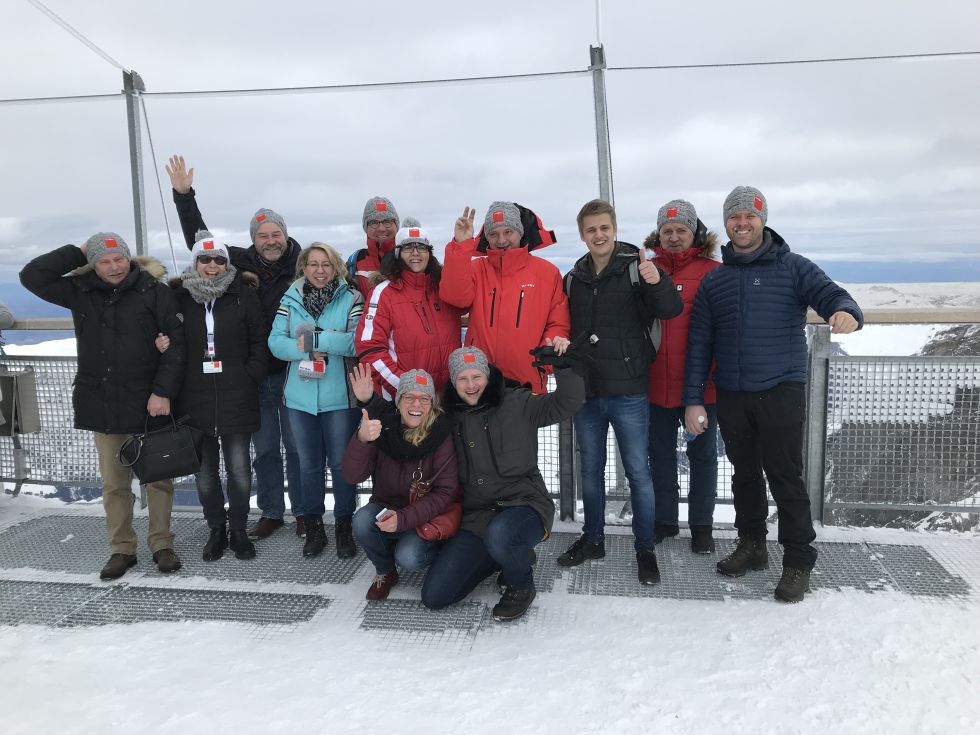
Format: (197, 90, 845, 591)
(825, 356, 980, 512)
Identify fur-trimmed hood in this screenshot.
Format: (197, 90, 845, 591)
(643, 229, 719, 260)
(70, 254, 168, 281)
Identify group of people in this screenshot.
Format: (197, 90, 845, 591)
(19, 154, 863, 619)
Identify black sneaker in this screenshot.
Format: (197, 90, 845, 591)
(556, 536, 605, 567)
(302, 516, 327, 557)
(496, 549, 538, 593)
(774, 567, 811, 603)
(716, 536, 769, 577)
(335, 517, 357, 559)
(229, 530, 256, 560)
(492, 586, 536, 622)
(202, 525, 227, 562)
(636, 549, 661, 585)
(654, 523, 679, 544)
(690, 525, 715, 554)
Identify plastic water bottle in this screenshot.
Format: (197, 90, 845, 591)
(683, 415, 706, 442)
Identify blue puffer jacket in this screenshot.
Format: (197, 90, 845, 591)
(268, 278, 363, 415)
(682, 228, 863, 402)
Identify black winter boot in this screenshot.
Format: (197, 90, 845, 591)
(492, 586, 536, 622)
(716, 536, 769, 577)
(335, 517, 357, 559)
(636, 549, 661, 585)
(202, 525, 228, 562)
(302, 516, 327, 557)
(229, 530, 256, 560)
(774, 567, 812, 603)
(556, 536, 605, 567)
(690, 525, 715, 554)
(654, 523, 680, 544)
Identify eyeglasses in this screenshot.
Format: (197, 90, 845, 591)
(197, 255, 228, 265)
(400, 243, 433, 253)
(367, 219, 397, 228)
(401, 395, 432, 406)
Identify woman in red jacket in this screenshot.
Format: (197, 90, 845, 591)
(355, 220, 463, 398)
(343, 366, 458, 601)
(646, 200, 720, 554)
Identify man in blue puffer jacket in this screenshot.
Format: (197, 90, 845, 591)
(682, 186, 863, 603)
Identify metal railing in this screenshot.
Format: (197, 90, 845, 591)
(3, 310, 979, 525)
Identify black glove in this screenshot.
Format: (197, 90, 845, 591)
(530, 333, 594, 378)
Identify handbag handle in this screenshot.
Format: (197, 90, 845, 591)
(119, 413, 186, 468)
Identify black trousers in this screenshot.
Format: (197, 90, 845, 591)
(716, 382, 817, 571)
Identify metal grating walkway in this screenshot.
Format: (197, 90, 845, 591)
(0, 509, 976, 652)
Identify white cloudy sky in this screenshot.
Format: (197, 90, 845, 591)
(2, 0, 979, 281)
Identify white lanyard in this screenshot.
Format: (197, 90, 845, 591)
(204, 300, 216, 357)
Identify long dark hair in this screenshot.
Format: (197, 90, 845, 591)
(379, 248, 443, 287)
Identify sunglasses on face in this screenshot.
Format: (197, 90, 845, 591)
(197, 255, 228, 265)
(400, 244, 433, 253)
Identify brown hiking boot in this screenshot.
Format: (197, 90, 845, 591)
(152, 548, 182, 573)
(295, 517, 306, 538)
(248, 517, 284, 539)
(366, 570, 399, 601)
(99, 553, 137, 580)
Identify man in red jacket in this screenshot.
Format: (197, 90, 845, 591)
(645, 199, 721, 554)
(350, 196, 400, 298)
(440, 202, 570, 393)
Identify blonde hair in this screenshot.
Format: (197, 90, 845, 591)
(401, 403, 443, 447)
(295, 242, 349, 281)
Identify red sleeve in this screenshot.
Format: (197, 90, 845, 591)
(394, 436, 459, 532)
(438, 238, 479, 310)
(539, 264, 571, 346)
(355, 281, 401, 397)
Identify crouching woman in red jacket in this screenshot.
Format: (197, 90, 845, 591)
(343, 365, 458, 601)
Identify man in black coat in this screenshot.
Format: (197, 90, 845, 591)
(556, 199, 683, 585)
(166, 155, 302, 539)
(20, 233, 187, 579)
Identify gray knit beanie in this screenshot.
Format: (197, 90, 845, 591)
(191, 230, 230, 262)
(656, 200, 699, 233)
(249, 208, 288, 243)
(362, 196, 400, 232)
(394, 369, 437, 406)
(448, 346, 490, 384)
(723, 186, 767, 226)
(84, 232, 131, 265)
(483, 201, 524, 236)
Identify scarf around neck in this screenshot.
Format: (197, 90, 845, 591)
(302, 278, 339, 318)
(181, 265, 237, 304)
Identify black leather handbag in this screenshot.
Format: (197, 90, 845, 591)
(118, 415, 202, 484)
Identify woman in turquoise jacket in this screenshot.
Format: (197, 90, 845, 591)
(269, 243, 364, 559)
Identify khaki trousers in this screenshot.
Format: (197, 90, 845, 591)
(93, 432, 175, 555)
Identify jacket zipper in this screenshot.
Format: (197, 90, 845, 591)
(418, 302, 432, 334)
(489, 288, 497, 327)
(515, 290, 525, 328)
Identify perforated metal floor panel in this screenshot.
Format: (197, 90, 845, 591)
(0, 512, 975, 651)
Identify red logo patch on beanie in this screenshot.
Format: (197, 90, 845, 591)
(256, 213, 267, 223)
(463, 353, 476, 364)
(104, 237, 118, 249)
(753, 196, 764, 211)
(666, 207, 678, 218)
(203, 240, 215, 250)
(492, 211, 504, 223)
(375, 201, 388, 212)
(408, 228, 420, 238)
(415, 374, 429, 386)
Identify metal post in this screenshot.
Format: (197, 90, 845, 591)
(589, 45, 614, 205)
(559, 418, 577, 521)
(123, 70, 148, 256)
(805, 326, 832, 524)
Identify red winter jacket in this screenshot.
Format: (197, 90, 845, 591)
(646, 232, 720, 407)
(351, 237, 395, 299)
(356, 269, 464, 398)
(440, 239, 570, 393)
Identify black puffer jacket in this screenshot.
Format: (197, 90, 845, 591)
(564, 242, 683, 398)
(173, 187, 300, 375)
(19, 245, 186, 434)
(170, 272, 269, 436)
(441, 365, 585, 538)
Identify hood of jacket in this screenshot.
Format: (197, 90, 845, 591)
(70, 254, 167, 281)
(643, 229, 719, 260)
(442, 364, 508, 414)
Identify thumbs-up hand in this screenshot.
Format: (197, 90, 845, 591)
(357, 407, 382, 443)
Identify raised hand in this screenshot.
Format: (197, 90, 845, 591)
(348, 362, 375, 403)
(357, 407, 382, 443)
(637, 259, 662, 284)
(828, 311, 858, 334)
(165, 155, 194, 194)
(454, 206, 476, 242)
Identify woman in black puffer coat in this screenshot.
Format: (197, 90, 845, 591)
(167, 231, 269, 562)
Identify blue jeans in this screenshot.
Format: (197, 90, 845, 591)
(648, 403, 718, 527)
(287, 406, 358, 519)
(421, 507, 543, 609)
(352, 503, 439, 574)
(196, 433, 252, 531)
(574, 393, 656, 551)
(253, 371, 301, 520)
